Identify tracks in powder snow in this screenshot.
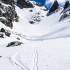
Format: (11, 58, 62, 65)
(6, 26, 70, 70)
(7, 24, 70, 41)
(25, 25, 70, 41)
(9, 55, 30, 70)
(8, 49, 38, 70)
(31, 49, 38, 70)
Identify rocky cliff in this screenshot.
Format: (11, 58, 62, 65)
(0, 0, 18, 28)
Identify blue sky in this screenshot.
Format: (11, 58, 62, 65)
(30, 0, 46, 5)
(30, 0, 70, 9)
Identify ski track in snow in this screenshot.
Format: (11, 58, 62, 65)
(8, 24, 70, 41)
(8, 54, 30, 70)
(6, 28, 70, 70)
(6, 25, 70, 70)
(8, 48, 39, 70)
(1, 1, 70, 70)
(31, 49, 38, 70)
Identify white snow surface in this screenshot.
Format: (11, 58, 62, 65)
(0, 2, 70, 70)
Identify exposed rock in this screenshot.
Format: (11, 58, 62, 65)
(29, 10, 33, 12)
(0, 33, 4, 38)
(60, 4, 70, 21)
(0, 28, 11, 37)
(29, 21, 35, 24)
(43, 9, 48, 11)
(5, 32, 11, 37)
(17, 37, 20, 40)
(1, 0, 14, 5)
(0, 0, 18, 28)
(64, 1, 70, 9)
(7, 41, 23, 47)
(0, 28, 5, 32)
(0, 56, 2, 58)
(49, 0, 59, 13)
(47, 0, 59, 16)
(17, 0, 34, 9)
(60, 12, 68, 21)
(14, 13, 19, 22)
(0, 27, 11, 37)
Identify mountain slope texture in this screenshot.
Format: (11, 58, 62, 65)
(0, 0, 70, 70)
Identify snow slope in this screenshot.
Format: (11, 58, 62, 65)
(0, 1, 70, 70)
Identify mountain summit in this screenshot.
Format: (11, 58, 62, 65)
(49, 0, 59, 13)
(64, 0, 70, 9)
(47, 0, 59, 16)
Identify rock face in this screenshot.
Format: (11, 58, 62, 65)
(60, 4, 70, 21)
(49, 0, 59, 13)
(17, 0, 34, 9)
(64, 1, 70, 9)
(47, 0, 59, 16)
(1, 0, 14, 5)
(0, 0, 18, 28)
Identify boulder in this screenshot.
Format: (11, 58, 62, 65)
(0, 34, 4, 38)
(0, 28, 5, 32)
(5, 32, 11, 37)
(29, 21, 35, 24)
(7, 41, 23, 47)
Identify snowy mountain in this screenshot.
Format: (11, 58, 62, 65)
(45, 0, 69, 9)
(30, 0, 68, 9)
(0, 0, 70, 70)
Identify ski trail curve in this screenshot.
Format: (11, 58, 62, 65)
(9, 53, 30, 70)
(25, 25, 70, 41)
(8, 48, 39, 70)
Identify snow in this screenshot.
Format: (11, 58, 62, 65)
(48, 0, 67, 3)
(0, 1, 70, 70)
(0, 37, 70, 70)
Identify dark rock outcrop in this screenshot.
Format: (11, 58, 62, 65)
(49, 0, 59, 13)
(64, 1, 70, 9)
(0, 33, 4, 38)
(59, 1, 70, 21)
(5, 32, 11, 37)
(47, 0, 59, 16)
(7, 41, 23, 47)
(17, 0, 34, 9)
(1, 0, 14, 5)
(29, 21, 35, 24)
(0, 28, 5, 32)
(0, 0, 18, 28)
(0, 28, 11, 37)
